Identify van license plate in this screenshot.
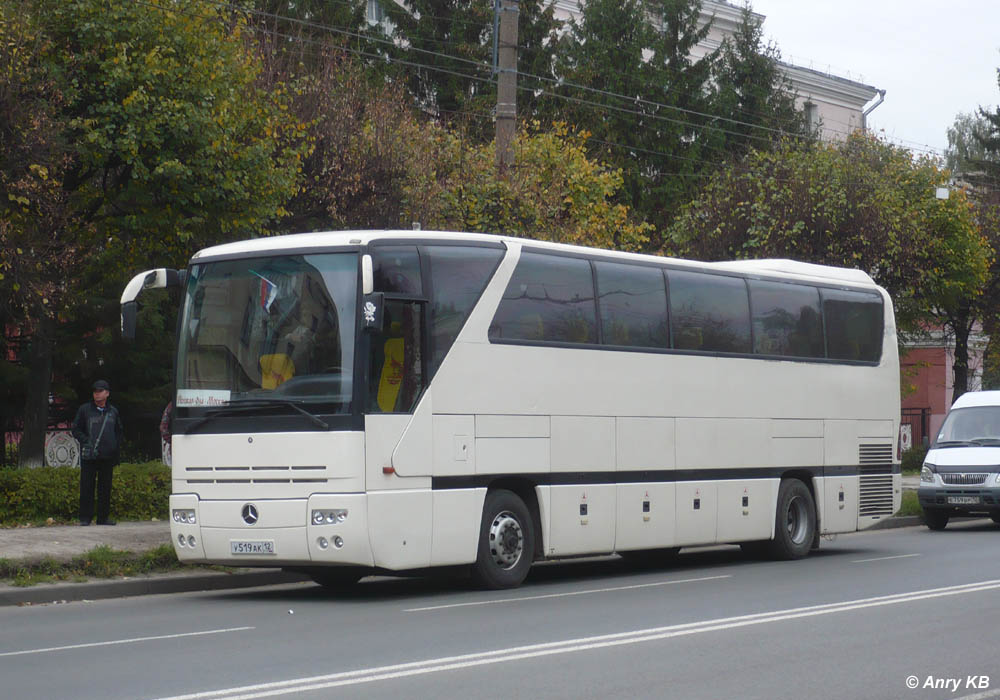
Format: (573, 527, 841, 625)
(230, 540, 275, 555)
(947, 496, 980, 505)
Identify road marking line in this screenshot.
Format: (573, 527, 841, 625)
(851, 553, 922, 563)
(0, 626, 254, 658)
(404, 575, 732, 612)
(955, 690, 1000, 700)
(149, 580, 1000, 700)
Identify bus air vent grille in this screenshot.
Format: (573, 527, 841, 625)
(181, 465, 327, 485)
(858, 443, 894, 516)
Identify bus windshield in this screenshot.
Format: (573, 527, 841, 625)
(176, 252, 358, 414)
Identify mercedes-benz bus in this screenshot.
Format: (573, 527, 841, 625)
(121, 230, 901, 589)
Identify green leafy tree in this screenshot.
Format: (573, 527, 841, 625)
(668, 133, 989, 343)
(3, 0, 307, 466)
(948, 111, 1000, 397)
(401, 123, 652, 251)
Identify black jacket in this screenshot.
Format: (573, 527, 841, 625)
(72, 401, 124, 462)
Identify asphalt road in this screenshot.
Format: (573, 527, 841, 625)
(3, 521, 1000, 700)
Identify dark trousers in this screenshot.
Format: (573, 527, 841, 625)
(80, 458, 115, 523)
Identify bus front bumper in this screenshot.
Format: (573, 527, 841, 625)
(169, 493, 373, 567)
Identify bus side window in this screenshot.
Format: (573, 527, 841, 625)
(489, 252, 597, 345)
(668, 269, 751, 353)
(368, 300, 425, 413)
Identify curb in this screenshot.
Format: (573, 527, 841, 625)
(867, 515, 924, 530)
(0, 569, 310, 607)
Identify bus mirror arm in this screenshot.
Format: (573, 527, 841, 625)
(119, 268, 185, 341)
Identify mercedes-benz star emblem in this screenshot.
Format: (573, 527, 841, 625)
(241, 504, 259, 525)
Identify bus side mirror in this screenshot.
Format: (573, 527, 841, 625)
(119, 267, 185, 342)
(121, 301, 138, 341)
(362, 292, 384, 332)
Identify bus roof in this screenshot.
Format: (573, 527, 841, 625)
(192, 230, 877, 287)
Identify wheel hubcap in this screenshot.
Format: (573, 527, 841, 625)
(785, 495, 809, 545)
(489, 511, 524, 570)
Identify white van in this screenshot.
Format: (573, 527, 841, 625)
(919, 390, 1000, 530)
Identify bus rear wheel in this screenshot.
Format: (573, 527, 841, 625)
(767, 479, 816, 560)
(472, 489, 535, 589)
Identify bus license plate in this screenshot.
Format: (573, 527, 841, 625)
(947, 496, 980, 505)
(230, 540, 276, 555)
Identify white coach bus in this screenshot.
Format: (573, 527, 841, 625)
(121, 230, 901, 589)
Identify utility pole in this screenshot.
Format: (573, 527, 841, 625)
(495, 0, 518, 175)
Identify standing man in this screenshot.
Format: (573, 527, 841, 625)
(72, 380, 124, 526)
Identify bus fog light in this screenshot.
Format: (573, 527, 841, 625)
(317, 537, 329, 550)
(177, 534, 186, 547)
(187, 536, 196, 548)
(333, 536, 344, 549)
(312, 509, 349, 525)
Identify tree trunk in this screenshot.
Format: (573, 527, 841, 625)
(952, 302, 972, 405)
(18, 317, 53, 468)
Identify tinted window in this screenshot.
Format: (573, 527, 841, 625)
(427, 246, 503, 374)
(750, 280, 824, 358)
(372, 246, 422, 295)
(489, 252, 597, 344)
(822, 289, 883, 361)
(595, 261, 668, 349)
(668, 270, 751, 353)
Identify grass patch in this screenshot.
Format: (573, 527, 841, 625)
(0, 544, 231, 587)
(896, 490, 923, 517)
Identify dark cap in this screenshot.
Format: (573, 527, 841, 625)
(92, 380, 110, 391)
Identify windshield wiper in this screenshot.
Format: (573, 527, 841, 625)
(185, 398, 329, 433)
(933, 439, 983, 448)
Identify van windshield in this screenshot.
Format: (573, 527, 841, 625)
(934, 406, 1000, 446)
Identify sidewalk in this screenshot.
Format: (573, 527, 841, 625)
(0, 521, 306, 606)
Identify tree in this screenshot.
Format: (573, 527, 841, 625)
(668, 133, 989, 338)
(381, 0, 559, 137)
(947, 111, 1000, 398)
(3, 0, 307, 466)
(708, 4, 808, 159)
(401, 123, 652, 251)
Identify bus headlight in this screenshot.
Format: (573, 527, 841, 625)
(920, 465, 935, 483)
(311, 509, 348, 525)
(172, 509, 197, 524)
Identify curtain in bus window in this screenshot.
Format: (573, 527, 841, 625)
(489, 252, 597, 344)
(668, 270, 751, 353)
(594, 261, 669, 349)
(822, 289, 883, 361)
(749, 280, 824, 358)
(427, 246, 503, 376)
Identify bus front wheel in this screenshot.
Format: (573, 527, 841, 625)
(472, 489, 535, 589)
(768, 479, 816, 560)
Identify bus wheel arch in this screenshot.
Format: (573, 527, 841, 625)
(472, 483, 538, 589)
(768, 476, 817, 560)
